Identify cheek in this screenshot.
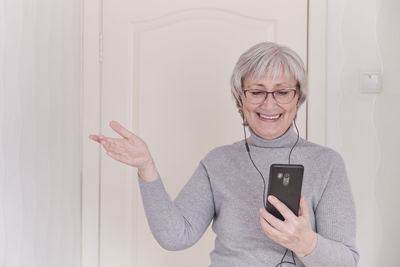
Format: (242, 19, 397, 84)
(283, 101, 298, 118)
(242, 103, 256, 117)
(287, 106, 297, 116)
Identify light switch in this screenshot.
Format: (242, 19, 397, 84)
(360, 72, 381, 93)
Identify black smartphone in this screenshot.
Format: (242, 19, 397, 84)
(266, 164, 304, 221)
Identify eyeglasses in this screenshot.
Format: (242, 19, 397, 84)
(242, 88, 297, 104)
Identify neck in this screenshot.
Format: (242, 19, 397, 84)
(246, 124, 299, 148)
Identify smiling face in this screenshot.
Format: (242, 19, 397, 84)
(241, 74, 299, 140)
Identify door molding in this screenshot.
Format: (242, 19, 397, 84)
(307, 0, 327, 145)
(81, 0, 102, 266)
(81, 1, 327, 266)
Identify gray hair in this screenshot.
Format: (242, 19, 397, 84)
(230, 42, 307, 120)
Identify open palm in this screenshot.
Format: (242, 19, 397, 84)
(89, 120, 154, 171)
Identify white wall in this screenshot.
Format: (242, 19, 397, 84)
(326, 0, 399, 266)
(0, 0, 82, 266)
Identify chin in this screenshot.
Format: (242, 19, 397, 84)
(252, 123, 291, 140)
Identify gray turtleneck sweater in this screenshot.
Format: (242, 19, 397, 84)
(139, 127, 359, 266)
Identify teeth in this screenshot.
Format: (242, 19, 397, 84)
(260, 114, 280, 120)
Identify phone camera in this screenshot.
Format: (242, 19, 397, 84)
(283, 173, 290, 186)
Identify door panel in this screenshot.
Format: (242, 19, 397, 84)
(101, 1, 307, 266)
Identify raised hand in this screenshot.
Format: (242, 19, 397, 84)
(259, 195, 317, 258)
(89, 120, 159, 182)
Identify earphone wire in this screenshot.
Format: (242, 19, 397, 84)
(288, 117, 300, 165)
(274, 249, 296, 267)
(243, 121, 267, 209)
(243, 116, 300, 266)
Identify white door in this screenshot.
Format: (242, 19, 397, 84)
(98, 1, 308, 266)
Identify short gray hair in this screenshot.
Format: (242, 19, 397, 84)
(230, 42, 307, 119)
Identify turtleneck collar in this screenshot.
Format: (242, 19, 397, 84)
(246, 124, 299, 148)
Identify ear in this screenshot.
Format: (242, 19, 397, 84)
(295, 93, 302, 108)
(237, 95, 244, 108)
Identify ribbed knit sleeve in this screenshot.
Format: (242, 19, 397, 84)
(299, 152, 359, 266)
(138, 162, 215, 251)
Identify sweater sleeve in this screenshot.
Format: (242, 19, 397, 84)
(300, 152, 360, 267)
(138, 161, 215, 251)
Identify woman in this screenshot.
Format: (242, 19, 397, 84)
(89, 42, 359, 266)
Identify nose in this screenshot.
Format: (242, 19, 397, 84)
(260, 92, 278, 108)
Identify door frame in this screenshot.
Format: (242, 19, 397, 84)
(81, 1, 327, 266)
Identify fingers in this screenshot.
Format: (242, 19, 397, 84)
(260, 196, 316, 255)
(89, 133, 127, 154)
(89, 134, 119, 147)
(88, 135, 100, 142)
(259, 209, 281, 237)
(109, 120, 135, 139)
(268, 195, 296, 221)
(259, 207, 285, 229)
(88, 121, 151, 168)
(88, 134, 107, 143)
(298, 196, 310, 220)
(101, 138, 127, 155)
(89, 120, 139, 143)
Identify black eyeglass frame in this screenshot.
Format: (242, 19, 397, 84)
(242, 88, 298, 104)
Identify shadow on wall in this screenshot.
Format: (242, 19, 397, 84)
(375, 0, 400, 265)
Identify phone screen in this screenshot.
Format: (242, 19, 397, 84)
(266, 164, 304, 220)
